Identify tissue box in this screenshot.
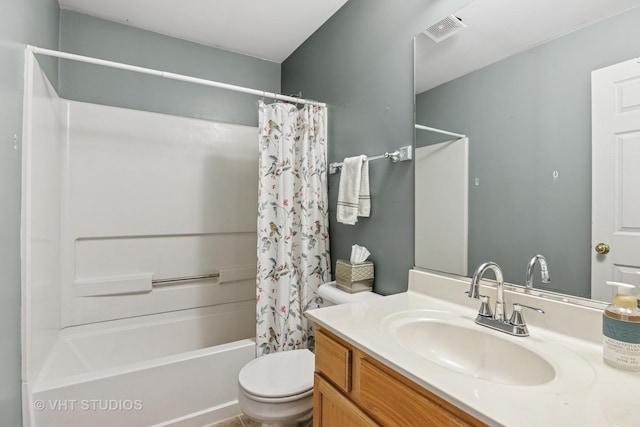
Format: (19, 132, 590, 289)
(335, 259, 374, 293)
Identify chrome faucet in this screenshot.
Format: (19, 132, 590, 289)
(469, 261, 506, 321)
(468, 261, 544, 337)
(526, 254, 551, 289)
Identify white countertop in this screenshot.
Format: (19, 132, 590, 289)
(306, 270, 640, 427)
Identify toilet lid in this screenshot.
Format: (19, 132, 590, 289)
(239, 349, 315, 398)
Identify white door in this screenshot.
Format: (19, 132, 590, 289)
(591, 57, 640, 301)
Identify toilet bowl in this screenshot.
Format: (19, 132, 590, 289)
(238, 281, 382, 426)
(238, 349, 315, 427)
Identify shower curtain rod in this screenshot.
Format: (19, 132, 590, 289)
(27, 45, 326, 107)
(415, 124, 465, 139)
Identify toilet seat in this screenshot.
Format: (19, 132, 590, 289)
(239, 349, 314, 402)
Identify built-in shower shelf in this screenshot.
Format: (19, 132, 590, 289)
(74, 265, 256, 297)
(74, 274, 153, 297)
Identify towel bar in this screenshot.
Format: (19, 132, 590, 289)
(329, 145, 412, 174)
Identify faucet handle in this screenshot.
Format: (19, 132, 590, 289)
(509, 303, 545, 326)
(465, 292, 493, 317)
(477, 295, 493, 318)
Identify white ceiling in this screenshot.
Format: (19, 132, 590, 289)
(416, 0, 640, 94)
(58, 0, 348, 63)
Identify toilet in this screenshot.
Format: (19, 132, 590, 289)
(237, 281, 381, 427)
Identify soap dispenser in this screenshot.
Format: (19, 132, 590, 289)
(602, 281, 640, 371)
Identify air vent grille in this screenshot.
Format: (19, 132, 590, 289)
(423, 15, 467, 43)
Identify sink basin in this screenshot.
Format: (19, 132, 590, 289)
(388, 316, 556, 386)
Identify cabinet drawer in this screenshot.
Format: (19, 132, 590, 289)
(315, 328, 352, 393)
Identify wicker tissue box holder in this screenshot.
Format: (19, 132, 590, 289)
(335, 259, 374, 293)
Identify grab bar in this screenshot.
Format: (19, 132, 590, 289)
(152, 273, 220, 285)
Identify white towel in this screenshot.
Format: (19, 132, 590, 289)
(337, 155, 370, 225)
(358, 159, 370, 218)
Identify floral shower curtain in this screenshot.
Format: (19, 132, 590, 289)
(256, 101, 331, 356)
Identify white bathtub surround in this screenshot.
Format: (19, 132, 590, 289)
(256, 101, 330, 355)
(306, 269, 640, 427)
(414, 138, 469, 276)
(22, 52, 258, 426)
(30, 307, 255, 427)
(21, 52, 65, 388)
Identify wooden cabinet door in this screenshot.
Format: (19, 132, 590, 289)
(314, 327, 486, 427)
(315, 328, 352, 393)
(313, 374, 379, 427)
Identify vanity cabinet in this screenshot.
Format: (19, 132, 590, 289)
(313, 327, 487, 427)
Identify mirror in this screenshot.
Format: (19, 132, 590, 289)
(414, 1, 640, 301)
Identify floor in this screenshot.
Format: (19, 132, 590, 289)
(210, 414, 261, 427)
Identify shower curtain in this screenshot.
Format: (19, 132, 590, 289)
(256, 101, 331, 356)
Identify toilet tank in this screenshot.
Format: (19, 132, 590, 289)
(317, 281, 382, 306)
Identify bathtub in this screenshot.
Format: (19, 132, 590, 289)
(28, 301, 256, 427)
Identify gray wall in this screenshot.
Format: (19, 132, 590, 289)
(282, 0, 471, 295)
(416, 8, 640, 298)
(0, 0, 60, 424)
(59, 10, 281, 126)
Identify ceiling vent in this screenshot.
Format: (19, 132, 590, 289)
(423, 15, 467, 43)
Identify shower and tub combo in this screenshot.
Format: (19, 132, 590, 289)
(21, 49, 260, 426)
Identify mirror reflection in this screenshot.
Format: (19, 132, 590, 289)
(414, 1, 640, 301)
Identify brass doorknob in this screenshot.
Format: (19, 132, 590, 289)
(595, 243, 610, 254)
